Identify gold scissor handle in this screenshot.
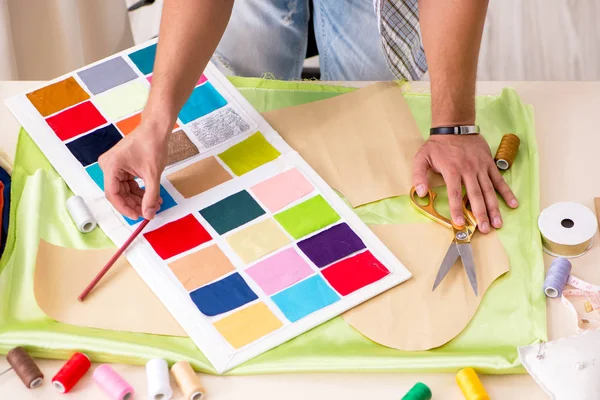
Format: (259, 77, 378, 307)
(409, 187, 452, 229)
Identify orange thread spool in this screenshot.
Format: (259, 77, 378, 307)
(494, 133, 520, 170)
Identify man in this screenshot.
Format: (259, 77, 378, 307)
(99, 0, 518, 233)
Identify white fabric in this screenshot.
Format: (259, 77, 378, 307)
(0, 0, 134, 80)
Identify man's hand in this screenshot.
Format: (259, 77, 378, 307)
(412, 134, 518, 233)
(98, 122, 168, 221)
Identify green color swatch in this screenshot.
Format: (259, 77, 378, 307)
(200, 190, 265, 235)
(218, 132, 280, 176)
(274, 195, 340, 239)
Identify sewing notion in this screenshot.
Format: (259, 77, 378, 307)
(171, 361, 205, 400)
(51, 352, 91, 393)
(5, 347, 44, 389)
(93, 364, 135, 400)
(538, 202, 597, 258)
(456, 368, 489, 400)
(146, 358, 173, 400)
(401, 382, 432, 400)
(494, 133, 520, 170)
(409, 187, 479, 295)
(66, 195, 97, 233)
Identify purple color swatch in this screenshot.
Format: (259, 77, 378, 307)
(297, 223, 366, 268)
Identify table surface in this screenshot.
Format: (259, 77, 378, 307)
(2, 80, 600, 399)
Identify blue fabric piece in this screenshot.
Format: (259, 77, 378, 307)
(178, 83, 228, 124)
(123, 185, 177, 225)
(85, 163, 105, 191)
(271, 275, 340, 322)
(190, 273, 258, 316)
(199, 190, 265, 235)
(0, 167, 10, 256)
(66, 124, 122, 167)
(128, 43, 157, 75)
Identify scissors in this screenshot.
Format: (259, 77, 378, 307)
(409, 187, 479, 296)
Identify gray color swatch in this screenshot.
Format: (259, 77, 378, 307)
(188, 107, 251, 149)
(77, 57, 138, 95)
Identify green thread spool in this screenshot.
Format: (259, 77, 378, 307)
(401, 382, 432, 400)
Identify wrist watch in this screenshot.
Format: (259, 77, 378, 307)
(430, 125, 480, 135)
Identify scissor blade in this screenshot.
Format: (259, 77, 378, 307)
(457, 243, 478, 296)
(432, 243, 460, 292)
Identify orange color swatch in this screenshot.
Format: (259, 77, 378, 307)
(168, 244, 235, 291)
(26, 77, 90, 117)
(116, 112, 179, 135)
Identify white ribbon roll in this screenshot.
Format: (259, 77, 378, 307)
(146, 358, 173, 400)
(66, 195, 97, 233)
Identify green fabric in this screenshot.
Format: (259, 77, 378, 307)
(218, 132, 280, 176)
(274, 195, 341, 239)
(0, 78, 546, 375)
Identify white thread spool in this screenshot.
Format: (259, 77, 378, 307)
(145, 359, 173, 400)
(66, 195, 97, 233)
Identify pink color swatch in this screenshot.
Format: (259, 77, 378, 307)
(246, 248, 313, 295)
(147, 74, 207, 86)
(250, 168, 314, 212)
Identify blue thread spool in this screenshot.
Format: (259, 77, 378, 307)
(401, 382, 432, 400)
(544, 258, 572, 298)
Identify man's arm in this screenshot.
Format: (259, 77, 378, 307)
(413, 0, 518, 233)
(99, 0, 234, 220)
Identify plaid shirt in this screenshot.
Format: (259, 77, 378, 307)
(374, 0, 428, 80)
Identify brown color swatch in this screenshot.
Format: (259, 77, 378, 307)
(26, 77, 90, 117)
(168, 244, 236, 291)
(167, 157, 232, 198)
(34, 239, 186, 336)
(262, 82, 443, 207)
(167, 130, 199, 165)
(343, 223, 509, 351)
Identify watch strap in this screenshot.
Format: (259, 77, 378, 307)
(430, 125, 480, 135)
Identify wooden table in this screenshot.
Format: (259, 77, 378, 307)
(3, 80, 599, 399)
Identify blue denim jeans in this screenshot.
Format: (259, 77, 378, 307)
(212, 0, 396, 81)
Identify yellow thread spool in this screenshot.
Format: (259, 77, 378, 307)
(171, 361, 205, 400)
(456, 368, 489, 400)
(494, 133, 520, 170)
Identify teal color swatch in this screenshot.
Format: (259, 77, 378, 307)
(199, 190, 265, 235)
(128, 43, 157, 75)
(85, 163, 105, 191)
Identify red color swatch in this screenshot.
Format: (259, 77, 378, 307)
(46, 101, 107, 141)
(321, 251, 390, 296)
(143, 214, 212, 259)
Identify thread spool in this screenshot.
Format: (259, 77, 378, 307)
(93, 364, 134, 400)
(456, 368, 489, 400)
(538, 202, 597, 258)
(401, 382, 432, 400)
(171, 361, 204, 400)
(543, 258, 572, 298)
(66, 195, 97, 233)
(52, 352, 91, 393)
(146, 358, 173, 400)
(6, 347, 44, 389)
(494, 133, 520, 170)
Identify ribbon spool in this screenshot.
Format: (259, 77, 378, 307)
(401, 382, 432, 400)
(494, 133, 520, 170)
(52, 352, 91, 393)
(93, 364, 134, 400)
(171, 361, 205, 400)
(66, 195, 97, 233)
(146, 358, 173, 400)
(456, 368, 489, 400)
(538, 202, 597, 258)
(6, 347, 44, 389)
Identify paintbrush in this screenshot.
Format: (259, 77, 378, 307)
(78, 219, 150, 301)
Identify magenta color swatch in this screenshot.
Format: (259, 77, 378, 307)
(250, 168, 314, 212)
(245, 248, 314, 295)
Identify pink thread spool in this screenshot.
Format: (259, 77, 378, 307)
(93, 364, 134, 400)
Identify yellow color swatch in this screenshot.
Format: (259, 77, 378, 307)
(226, 219, 291, 263)
(214, 302, 283, 348)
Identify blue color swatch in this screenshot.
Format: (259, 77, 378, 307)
(128, 43, 157, 75)
(271, 275, 340, 322)
(123, 185, 178, 225)
(178, 83, 227, 124)
(77, 57, 138, 95)
(66, 124, 122, 167)
(199, 190, 265, 235)
(85, 163, 105, 190)
(190, 273, 258, 316)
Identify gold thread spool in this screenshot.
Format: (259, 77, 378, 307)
(171, 361, 205, 400)
(6, 347, 44, 389)
(494, 133, 520, 170)
(456, 368, 489, 400)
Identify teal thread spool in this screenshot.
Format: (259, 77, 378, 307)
(401, 382, 432, 400)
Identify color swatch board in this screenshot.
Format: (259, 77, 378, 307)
(5, 38, 412, 373)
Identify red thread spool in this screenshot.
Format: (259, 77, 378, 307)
(52, 352, 91, 393)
